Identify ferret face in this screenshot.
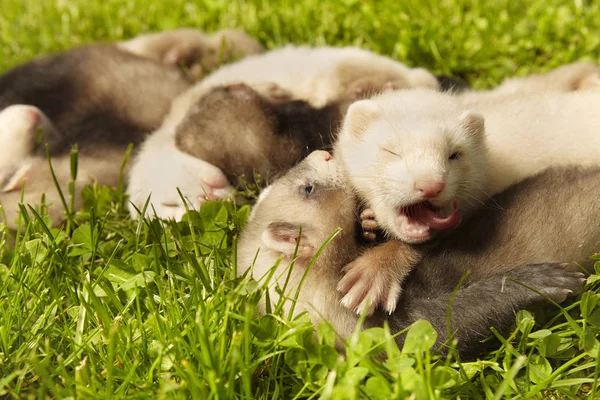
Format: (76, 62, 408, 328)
(242, 150, 357, 264)
(335, 89, 489, 243)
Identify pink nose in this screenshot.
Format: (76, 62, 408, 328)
(415, 180, 446, 198)
(312, 150, 332, 161)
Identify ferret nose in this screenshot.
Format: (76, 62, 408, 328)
(415, 180, 446, 198)
(312, 150, 332, 161)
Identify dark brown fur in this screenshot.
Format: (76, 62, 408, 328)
(0, 45, 192, 156)
(174, 83, 346, 185)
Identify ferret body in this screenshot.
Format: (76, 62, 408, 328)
(0, 45, 191, 228)
(236, 150, 586, 356)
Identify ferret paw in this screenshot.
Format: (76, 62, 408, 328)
(346, 78, 407, 100)
(337, 256, 402, 316)
(360, 208, 378, 242)
(505, 263, 586, 304)
(0, 105, 44, 167)
(127, 145, 234, 220)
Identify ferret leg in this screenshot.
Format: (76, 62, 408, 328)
(390, 262, 586, 357)
(337, 240, 423, 315)
(0, 105, 61, 188)
(126, 135, 234, 220)
(0, 105, 45, 170)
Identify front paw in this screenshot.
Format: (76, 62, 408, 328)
(360, 208, 378, 242)
(506, 263, 587, 304)
(337, 256, 402, 316)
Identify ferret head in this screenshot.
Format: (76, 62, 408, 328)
(175, 83, 278, 150)
(238, 150, 357, 269)
(237, 151, 361, 339)
(175, 83, 340, 184)
(334, 89, 489, 244)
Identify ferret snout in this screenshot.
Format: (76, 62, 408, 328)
(308, 150, 333, 162)
(414, 179, 446, 198)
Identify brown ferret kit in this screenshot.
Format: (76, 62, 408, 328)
(118, 28, 263, 80)
(173, 82, 348, 187)
(237, 150, 588, 356)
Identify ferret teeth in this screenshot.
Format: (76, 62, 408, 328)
(406, 225, 428, 235)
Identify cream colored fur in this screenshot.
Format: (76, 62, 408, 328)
(336, 80, 600, 239)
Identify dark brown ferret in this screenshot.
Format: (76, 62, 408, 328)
(0, 45, 191, 155)
(0, 28, 261, 228)
(0, 28, 262, 156)
(174, 83, 347, 186)
(237, 151, 588, 356)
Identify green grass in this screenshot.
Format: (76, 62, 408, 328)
(1, 0, 600, 398)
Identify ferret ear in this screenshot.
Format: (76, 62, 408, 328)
(459, 110, 485, 137)
(343, 100, 382, 139)
(261, 221, 316, 259)
(2, 162, 34, 193)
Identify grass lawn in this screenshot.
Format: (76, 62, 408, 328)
(1, 0, 600, 398)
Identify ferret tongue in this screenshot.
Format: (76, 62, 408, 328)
(412, 200, 461, 230)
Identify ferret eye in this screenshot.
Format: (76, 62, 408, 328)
(304, 184, 314, 196)
(383, 148, 401, 158)
(449, 152, 460, 160)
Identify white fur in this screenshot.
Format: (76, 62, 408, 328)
(0, 105, 60, 190)
(0, 105, 43, 172)
(126, 126, 234, 219)
(336, 87, 600, 240)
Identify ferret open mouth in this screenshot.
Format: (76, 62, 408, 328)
(396, 200, 462, 241)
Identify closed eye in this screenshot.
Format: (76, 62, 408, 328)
(382, 147, 401, 158)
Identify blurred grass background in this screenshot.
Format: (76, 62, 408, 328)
(2, 0, 600, 87)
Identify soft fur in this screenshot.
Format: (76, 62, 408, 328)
(334, 65, 600, 312)
(0, 28, 258, 228)
(118, 28, 263, 80)
(236, 151, 587, 356)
